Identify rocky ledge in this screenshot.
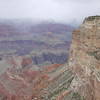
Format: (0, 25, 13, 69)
(68, 16, 100, 100)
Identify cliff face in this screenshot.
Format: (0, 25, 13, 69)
(69, 16, 100, 100)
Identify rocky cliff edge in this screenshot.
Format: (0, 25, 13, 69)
(68, 15, 100, 100)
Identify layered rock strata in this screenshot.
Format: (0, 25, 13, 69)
(69, 16, 100, 100)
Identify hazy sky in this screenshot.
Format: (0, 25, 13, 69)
(0, 0, 100, 23)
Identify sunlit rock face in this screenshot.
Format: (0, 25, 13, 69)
(69, 16, 100, 100)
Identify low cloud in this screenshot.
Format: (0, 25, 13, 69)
(0, 0, 99, 24)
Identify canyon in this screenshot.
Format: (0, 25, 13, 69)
(0, 16, 100, 100)
(0, 21, 73, 100)
(0, 21, 73, 66)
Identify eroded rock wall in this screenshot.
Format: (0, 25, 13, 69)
(69, 16, 100, 100)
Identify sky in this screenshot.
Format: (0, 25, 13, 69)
(0, 0, 100, 24)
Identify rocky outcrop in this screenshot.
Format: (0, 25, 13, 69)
(68, 16, 100, 100)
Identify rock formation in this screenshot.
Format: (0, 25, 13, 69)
(0, 16, 100, 100)
(68, 15, 100, 100)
